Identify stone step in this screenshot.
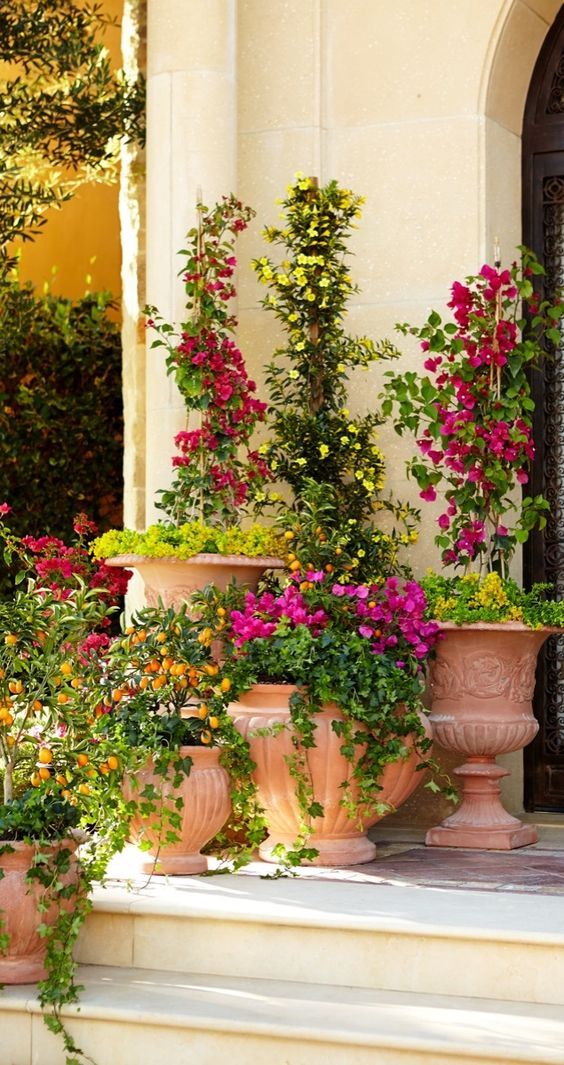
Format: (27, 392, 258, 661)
(3, 965, 564, 1065)
(76, 868, 564, 1005)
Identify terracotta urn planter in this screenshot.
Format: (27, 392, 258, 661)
(105, 553, 283, 609)
(125, 745, 231, 875)
(0, 838, 79, 984)
(426, 622, 558, 850)
(228, 684, 431, 867)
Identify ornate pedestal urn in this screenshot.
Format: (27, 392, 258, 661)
(105, 554, 283, 609)
(125, 746, 231, 875)
(426, 622, 556, 850)
(229, 684, 430, 867)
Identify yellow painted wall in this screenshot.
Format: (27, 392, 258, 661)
(14, 0, 123, 302)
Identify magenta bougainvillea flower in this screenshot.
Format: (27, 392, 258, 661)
(381, 248, 562, 573)
(145, 196, 272, 526)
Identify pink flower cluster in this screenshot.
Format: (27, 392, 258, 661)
(171, 330, 270, 510)
(230, 574, 439, 667)
(183, 252, 238, 306)
(332, 577, 439, 662)
(413, 264, 540, 565)
(231, 586, 328, 646)
(148, 196, 271, 523)
(22, 521, 130, 607)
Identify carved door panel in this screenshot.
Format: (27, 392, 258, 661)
(523, 12, 564, 810)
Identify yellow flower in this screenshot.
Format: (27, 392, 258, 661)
(319, 444, 330, 459)
(289, 369, 299, 379)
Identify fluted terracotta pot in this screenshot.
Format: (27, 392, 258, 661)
(426, 622, 558, 850)
(105, 553, 283, 609)
(0, 838, 79, 984)
(125, 745, 231, 875)
(228, 684, 431, 867)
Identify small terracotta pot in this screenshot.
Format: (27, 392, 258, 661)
(228, 684, 430, 867)
(0, 838, 79, 984)
(125, 745, 231, 875)
(105, 554, 283, 609)
(426, 622, 558, 850)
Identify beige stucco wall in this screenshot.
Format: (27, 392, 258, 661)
(140, 0, 561, 818)
(236, 0, 560, 580)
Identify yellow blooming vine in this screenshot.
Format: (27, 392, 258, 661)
(251, 174, 419, 581)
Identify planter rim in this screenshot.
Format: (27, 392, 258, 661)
(0, 835, 80, 853)
(176, 741, 220, 758)
(240, 682, 299, 695)
(435, 620, 564, 634)
(104, 553, 284, 568)
(165, 744, 222, 761)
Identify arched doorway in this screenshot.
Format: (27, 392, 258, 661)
(523, 5, 564, 811)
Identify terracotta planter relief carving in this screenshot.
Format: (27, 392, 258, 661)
(426, 623, 555, 850)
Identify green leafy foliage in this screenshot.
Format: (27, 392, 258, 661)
(0, 279, 124, 584)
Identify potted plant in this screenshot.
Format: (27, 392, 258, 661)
(92, 195, 283, 605)
(90, 601, 263, 875)
(0, 509, 132, 1063)
(380, 248, 564, 848)
(203, 564, 441, 868)
(252, 174, 418, 582)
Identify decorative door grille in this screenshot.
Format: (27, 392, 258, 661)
(523, 10, 564, 809)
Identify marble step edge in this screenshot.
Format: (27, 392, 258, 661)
(90, 874, 564, 946)
(2, 966, 564, 1064)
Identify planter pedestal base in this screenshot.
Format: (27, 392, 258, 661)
(425, 759, 538, 850)
(260, 832, 377, 867)
(139, 852, 208, 876)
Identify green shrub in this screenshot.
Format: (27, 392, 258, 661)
(0, 279, 123, 552)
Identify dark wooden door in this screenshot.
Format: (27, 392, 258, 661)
(523, 5, 564, 810)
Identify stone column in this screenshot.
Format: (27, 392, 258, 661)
(145, 0, 237, 521)
(121, 0, 146, 532)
